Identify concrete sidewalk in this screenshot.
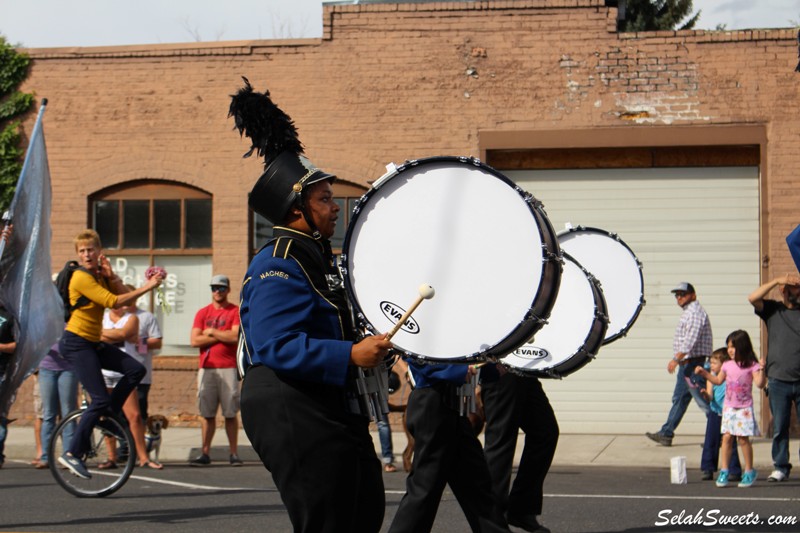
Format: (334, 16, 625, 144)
(2, 423, 777, 472)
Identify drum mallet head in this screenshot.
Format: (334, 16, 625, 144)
(418, 284, 435, 299)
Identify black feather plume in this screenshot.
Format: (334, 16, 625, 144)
(228, 77, 304, 167)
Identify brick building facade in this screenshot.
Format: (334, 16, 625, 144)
(8, 1, 799, 433)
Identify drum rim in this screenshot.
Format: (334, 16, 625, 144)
(557, 225, 645, 345)
(340, 155, 561, 362)
(501, 251, 609, 378)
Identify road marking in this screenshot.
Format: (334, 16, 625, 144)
(124, 472, 275, 492)
(546, 493, 800, 502)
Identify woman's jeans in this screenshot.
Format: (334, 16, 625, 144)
(59, 331, 145, 458)
(38, 368, 79, 464)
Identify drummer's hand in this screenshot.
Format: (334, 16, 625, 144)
(350, 334, 392, 368)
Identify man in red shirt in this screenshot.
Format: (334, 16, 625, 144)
(189, 275, 242, 466)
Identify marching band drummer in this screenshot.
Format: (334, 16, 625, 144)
(389, 361, 509, 533)
(231, 79, 392, 533)
(481, 364, 557, 533)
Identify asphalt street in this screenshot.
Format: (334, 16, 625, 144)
(1, 460, 798, 533)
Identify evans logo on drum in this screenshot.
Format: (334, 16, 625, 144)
(380, 301, 421, 334)
(512, 346, 550, 360)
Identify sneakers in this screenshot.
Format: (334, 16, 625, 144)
(767, 469, 788, 482)
(59, 453, 92, 479)
(715, 470, 729, 487)
(190, 454, 211, 466)
(701, 470, 714, 481)
(738, 470, 757, 488)
(645, 431, 673, 447)
(229, 454, 243, 466)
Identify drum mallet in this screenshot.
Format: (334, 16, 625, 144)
(385, 284, 435, 341)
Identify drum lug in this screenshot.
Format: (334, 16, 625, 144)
(545, 368, 564, 380)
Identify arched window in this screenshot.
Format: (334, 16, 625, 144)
(90, 180, 213, 355)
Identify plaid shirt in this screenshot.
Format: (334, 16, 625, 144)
(673, 300, 713, 358)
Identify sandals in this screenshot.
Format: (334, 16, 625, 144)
(98, 460, 118, 470)
(138, 460, 163, 470)
(384, 463, 397, 473)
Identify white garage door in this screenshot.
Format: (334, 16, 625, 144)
(507, 166, 761, 435)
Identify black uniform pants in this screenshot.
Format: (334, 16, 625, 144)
(241, 365, 385, 533)
(481, 373, 559, 519)
(389, 386, 508, 533)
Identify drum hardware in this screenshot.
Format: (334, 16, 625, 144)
(354, 361, 391, 422)
(456, 371, 479, 416)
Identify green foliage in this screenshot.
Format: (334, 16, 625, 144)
(0, 122, 23, 210)
(619, 0, 701, 32)
(0, 35, 34, 213)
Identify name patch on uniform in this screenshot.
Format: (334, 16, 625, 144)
(260, 270, 289, 280)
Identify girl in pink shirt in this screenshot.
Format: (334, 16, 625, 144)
(696, 329, 765, 488)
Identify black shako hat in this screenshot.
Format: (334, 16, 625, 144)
(229, 77, 335, 225)
(248, 151, 335, 225)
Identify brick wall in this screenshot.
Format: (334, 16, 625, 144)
(10, 0, 800, 429)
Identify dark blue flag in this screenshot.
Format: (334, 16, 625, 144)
(0, 101, 64, 418)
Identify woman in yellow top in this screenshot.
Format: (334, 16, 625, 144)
(58, 229, 163, 480)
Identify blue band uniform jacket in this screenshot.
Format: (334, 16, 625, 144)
(240, 226, 355, 387)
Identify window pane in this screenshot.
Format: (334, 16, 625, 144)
(254, 212, 273, 251)
(123, 200, 150, 249)
(185, 199, 212, 248)
(154, 199, 181, 249)
(330, 198, 346, 250)
(109, 254, 212, 355)
(93, 200, 119, 249)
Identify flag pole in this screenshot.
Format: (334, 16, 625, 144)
(0, 98, 47, 262)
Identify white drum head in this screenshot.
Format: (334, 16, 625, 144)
(501, 254, 602, 375)
(558, 226, 644, 344)
(343, 157, 557, 361)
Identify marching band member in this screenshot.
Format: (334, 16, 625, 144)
(389, 361, 509, 533)
(231, 78, 392, 533)
(481, 365, 557, 533)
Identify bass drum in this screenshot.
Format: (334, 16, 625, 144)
(501, 253, 608, 378)
(557, 225, 644, 344)
(341, 156, 561, 362)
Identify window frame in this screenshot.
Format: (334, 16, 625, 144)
(90, 179, 213, 258)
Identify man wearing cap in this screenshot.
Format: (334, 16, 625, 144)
(748, 273, 800, 482)
(231, 79, 392, 533)
(646, 282, 712, 447)
(189, 274, 242, 466)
